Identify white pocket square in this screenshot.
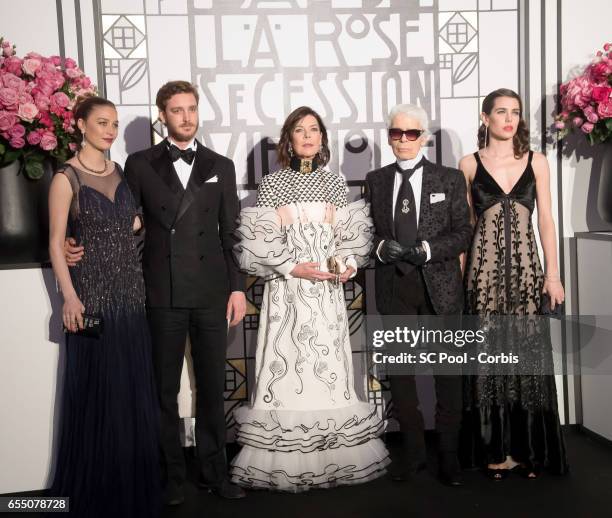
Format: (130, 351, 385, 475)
(430, 192, 445, 203)
(205, 175, 218, 183)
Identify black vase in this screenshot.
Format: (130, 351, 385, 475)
(597, 142, 612, 224)
(0, 159, 53, 267)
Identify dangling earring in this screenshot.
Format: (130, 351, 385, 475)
(81, 131, 87, 149)
(288, 143, 294, 157)
(484, 125, 488, 149)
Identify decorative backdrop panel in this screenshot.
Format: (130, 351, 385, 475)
(99, 0, 519, 438)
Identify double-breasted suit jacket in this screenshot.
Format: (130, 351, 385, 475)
(125, 140, 245, 309)
(365, 158, 472, 315)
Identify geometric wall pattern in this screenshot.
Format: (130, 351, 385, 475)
(100, 0, 519, 437)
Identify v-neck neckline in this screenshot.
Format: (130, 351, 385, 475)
(67, 163, 122, 204)
(475, 151, 531, 196)
(79, 181, 124, 204)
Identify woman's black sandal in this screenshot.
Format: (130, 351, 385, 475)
(486, 468, 509, 481)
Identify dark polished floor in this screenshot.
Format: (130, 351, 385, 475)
(6, 428, 611, 518)
(162, 428, 612, 518)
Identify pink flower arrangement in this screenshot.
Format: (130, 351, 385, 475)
(555, 43, 612, 145)
(0, 37, 96, 179)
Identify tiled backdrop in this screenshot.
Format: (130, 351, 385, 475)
(99, 0, 519, 440)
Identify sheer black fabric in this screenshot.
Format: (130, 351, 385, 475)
(460, 151, 568, 475)
(49, 164, 161, 517)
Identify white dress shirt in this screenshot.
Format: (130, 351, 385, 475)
(168, 137, 196, 189)
(376, 149, 431, 262)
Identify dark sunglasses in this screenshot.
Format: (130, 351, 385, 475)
(388, 128, 425, 141)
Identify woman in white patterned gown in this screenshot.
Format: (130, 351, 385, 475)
(230, 107, 390, 492)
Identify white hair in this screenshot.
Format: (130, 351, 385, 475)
(386, 104, 429, 133)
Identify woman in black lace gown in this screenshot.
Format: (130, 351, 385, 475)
(48, 96, 160, 516)
(458, 89, 568, 479)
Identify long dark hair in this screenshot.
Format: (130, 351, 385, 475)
(478, 88, 530, 159)
(276, 106, 330, 168)
(73, 94, 116, 151)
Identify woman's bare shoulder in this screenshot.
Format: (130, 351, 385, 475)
(458, 152, 478, 180)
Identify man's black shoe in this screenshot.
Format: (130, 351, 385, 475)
(390, 460, 427, 481)
(438, 452, 463, 487)
(199, 478, 246, 499)
(163, 485, 185, 506)
(439, 469, 464, 487)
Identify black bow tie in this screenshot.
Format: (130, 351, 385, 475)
(396, 157, 426, 177)
(168, 144, 195, 165)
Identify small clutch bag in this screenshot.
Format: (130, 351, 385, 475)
(63, 313, 104, 338)
(540, 294, 563, 317)
(327, 256, 346, 288)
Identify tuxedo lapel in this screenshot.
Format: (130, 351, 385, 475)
(151, 141, 184, 196)
(175, 141, 216, 223)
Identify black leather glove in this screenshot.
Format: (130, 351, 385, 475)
(379, 240, 407, 264)
(402, 242, 428, 266)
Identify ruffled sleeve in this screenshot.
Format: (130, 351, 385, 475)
(333, 198, 375, 270)
(233, 207, 297, 279)
(233, 175, 296, 279)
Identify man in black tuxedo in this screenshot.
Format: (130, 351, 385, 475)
(67, 81, 247, 503)
(126, 81, 246, 503)
(365, 104, 471, 486)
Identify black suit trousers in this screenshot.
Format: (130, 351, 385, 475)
(386, 268, 462, 464)
(147, 306, 227, 490)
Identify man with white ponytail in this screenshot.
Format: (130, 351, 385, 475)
(365, 103, 472, 486)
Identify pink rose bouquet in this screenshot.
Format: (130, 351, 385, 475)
(0, 37, 96, 179)
(555, 43, 612, 145)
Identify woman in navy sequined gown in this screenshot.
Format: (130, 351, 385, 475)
(458, 89, 568, 480)
(48, 96, 160, 517)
